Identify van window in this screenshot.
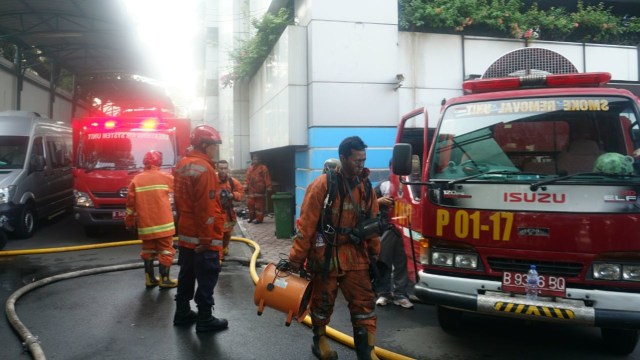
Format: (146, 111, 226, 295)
(0, 136, 29, 169)
(31, 137, 44, 171)
(46, 135, 72, 169)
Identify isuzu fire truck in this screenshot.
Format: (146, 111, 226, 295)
(72, 112, 190, 237)
(390, 48, 640, 354)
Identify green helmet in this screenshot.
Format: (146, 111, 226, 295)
(593, 152, 634, 175)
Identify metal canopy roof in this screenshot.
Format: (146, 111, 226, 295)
(0, 0, 168, 108)
(0, 0, 157, 78)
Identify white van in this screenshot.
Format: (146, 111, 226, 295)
(0, 111, 74, 238)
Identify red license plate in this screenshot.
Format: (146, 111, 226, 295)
(112, 211, 126, 220)
(501, 271, 566, 297)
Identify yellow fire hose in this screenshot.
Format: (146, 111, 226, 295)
(2, 237, 415, 360)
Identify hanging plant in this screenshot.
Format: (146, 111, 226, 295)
(223, 8, 292, 89)
(399, 0, 640, 45)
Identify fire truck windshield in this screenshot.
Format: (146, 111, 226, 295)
(431, 96, 640, 182)
(77, 131, 175, 170)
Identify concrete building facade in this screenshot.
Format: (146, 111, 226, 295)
(201, 0, 640, 217)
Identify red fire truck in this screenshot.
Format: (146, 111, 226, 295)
(72, 111, 190, 237)
(390, 48, 640, 354)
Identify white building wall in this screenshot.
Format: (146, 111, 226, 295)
(398, 32, 639, 126)
(0, 58, 77, 124)
(0, 59, 17, 111)
(248, 25, 308, 151)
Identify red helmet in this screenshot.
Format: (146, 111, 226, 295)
(143, 150, 163, 167)
(190, 124, 222, 146)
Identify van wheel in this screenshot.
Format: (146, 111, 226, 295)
(437, 305, 464, 333)
(14, 204, 35, 238)
(84, 226, 101, 238)
(601, 328, 639, 355)
(0, 230, 7, 249)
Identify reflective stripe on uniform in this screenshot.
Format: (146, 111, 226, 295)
(178, 234, 223, 247)
(206, 217, 214, 224)
(125, 208, 134, 215)
(135, 184, 170, 193)
(176, 163, 207, 177)
(352, 311, 376, 320)
(138, 222, 175, 235)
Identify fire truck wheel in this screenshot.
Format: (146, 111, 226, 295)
(437, 305, 464, 333)
(601, 328, 639, 355)
(14, 203, 35, 239)
(0, 230, 7, 249)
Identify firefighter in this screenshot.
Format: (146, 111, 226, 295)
(217, 159, 244, 258)
(244, 153, 272, 223)
(125, 150, 177, 289)
(172, 124, 228, 333)
(289, 136, 381, 360)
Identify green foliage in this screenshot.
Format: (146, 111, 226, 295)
(399, 0, 640, 45)
(223, 8, 292, 88)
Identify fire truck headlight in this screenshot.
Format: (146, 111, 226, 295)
(622, 265, 640, 282)
(432, 251, 454, 267)
(455, 254, 478, 269)
(593, 263, 621, 280)
(74, 190, 94, 207)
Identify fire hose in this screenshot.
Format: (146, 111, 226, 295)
(2, 237, 415, 360)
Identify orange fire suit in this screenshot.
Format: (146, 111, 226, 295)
(173, 151, 224, 251)
(125, 166, 176, 267)
(219, 175, 244, 255)
(173, 150, 225, 309)
(289, 169, 380, 334)
(245, 163, 272, 222)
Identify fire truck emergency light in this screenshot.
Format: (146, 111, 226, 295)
(104, 120, 117, 129)
(463, 72, 612, 95)
(141, 118, 158, 130)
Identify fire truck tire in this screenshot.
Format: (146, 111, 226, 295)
(84, 225, 101, 238)
(0, 230, 7, 249)
(437, 305, 464, 333)
(601, 328, 639, 355)
(14, 204, 35, 239)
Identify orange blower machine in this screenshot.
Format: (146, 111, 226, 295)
(254, 262, 312, 326)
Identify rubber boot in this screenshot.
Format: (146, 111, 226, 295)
(311, 325, 338, 360)
(195, 306, 228, 333)
(173, 300, 197, 326)
(353, 326, 380, 360)
(144, 260, 159, 288)
(158, 264, 178, 289)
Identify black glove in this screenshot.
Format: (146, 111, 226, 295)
(219, 189, 233, 208)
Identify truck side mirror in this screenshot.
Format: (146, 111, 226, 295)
(392, 143, 412, 176)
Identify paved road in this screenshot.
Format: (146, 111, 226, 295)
(1, 214, 638, 360)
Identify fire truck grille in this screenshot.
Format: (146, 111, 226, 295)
(487, 258, 583, 277)
(93, 192, 125, 199)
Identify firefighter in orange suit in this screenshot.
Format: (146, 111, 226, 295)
(172, 124, 228, 333)
(244, 153, 272, 223)
(125, 150, 177, 289)
(289, 136, 381, 360)
(217, 159, 244, 258)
